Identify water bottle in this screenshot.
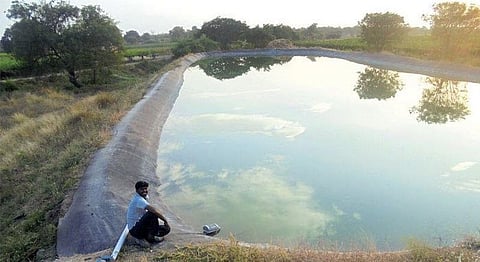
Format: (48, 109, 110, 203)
(203, 223, 221, 236)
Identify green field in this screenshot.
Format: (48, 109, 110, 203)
(295, 37, 366, 51)
(123, 42, 176, 58)
(0, 43, 176, 72)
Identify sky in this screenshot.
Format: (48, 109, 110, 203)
(1, 0, 480, 35)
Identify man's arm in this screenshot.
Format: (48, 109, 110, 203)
(146, 204, 169, 225)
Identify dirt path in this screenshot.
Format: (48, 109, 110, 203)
(56, 48, 480, 261)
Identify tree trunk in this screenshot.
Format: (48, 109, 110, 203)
(67, 69, 82, 88)
(92, 68, 97, 84)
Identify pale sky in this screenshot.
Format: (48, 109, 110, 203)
(1, 0, 479, 35)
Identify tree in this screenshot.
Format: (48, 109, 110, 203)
(169, 26, 187, 41)
(303, 23, 319, 40)
(4, 0, 123, 87)
(263, 24, 299, 40)
(245, 26, 275, 48)
(199, 17, 249, 49)
(140, 32, 152, 43)
(171, 35, 219, 58)
(358, 12, 408, 51)
(124, 30, 140, 44)
(423, 2, 480, 59)
(1, 28, 13, 52)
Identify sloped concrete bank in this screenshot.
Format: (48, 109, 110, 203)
(56, 53, 207, 257)
(57, 48, 480, 259)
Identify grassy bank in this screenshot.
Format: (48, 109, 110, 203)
(118, 237, 480, 262)
(0, 60, 172, 261)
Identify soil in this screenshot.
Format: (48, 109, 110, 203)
(55, 48, 480, 261)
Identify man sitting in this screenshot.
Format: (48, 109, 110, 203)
(127, 181, 170, 246)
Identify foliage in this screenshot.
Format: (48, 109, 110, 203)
(245, 26, 275, 48)
(359, 12, 408, 51)
(124, 30, 141, 44)
(300, 23, 321, 40)
(172, 35, 219, 57)
(169, 26, 187, 41)
(390, 35, 436, 59)
(296, 24, 343, 40)
(0, 80, 18, 99)
(263, 24, 299, 41)
(423, 2, 480, 60)
(294, 38, 366, 51)
(199, 17, 249, 49)
(354, 67, 403, 100)
(0, 53, 22, 72)
(1, 28, 13, 52)
(3, 0, 124, 87)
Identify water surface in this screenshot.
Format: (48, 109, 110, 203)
(157, 56, 480, 250)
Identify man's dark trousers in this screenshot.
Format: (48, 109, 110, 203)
(129, 211, 170, 242)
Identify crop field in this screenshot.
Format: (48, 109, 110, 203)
(123, 42, 176, 58)
(295, 38, 366, 51)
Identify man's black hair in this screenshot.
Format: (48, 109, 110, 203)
(135, 181, 149, 190)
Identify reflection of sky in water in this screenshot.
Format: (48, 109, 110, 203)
(157, 56, 480, 250)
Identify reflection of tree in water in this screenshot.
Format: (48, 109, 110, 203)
(196, 56, 292, 80)
(410, 77, 470, 124)
(354, 67, 403, 100)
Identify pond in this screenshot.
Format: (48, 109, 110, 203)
(157, 56, 480, 251)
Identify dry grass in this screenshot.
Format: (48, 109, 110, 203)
(0, 59, 171, 262)
(117, 236, 480, 262)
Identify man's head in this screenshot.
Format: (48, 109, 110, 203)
(135, 181, 149, 198)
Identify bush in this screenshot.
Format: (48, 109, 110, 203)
(0, 80, 18, 98)
(172, 35, 220, 58)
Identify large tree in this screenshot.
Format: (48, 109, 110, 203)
(423, 2, 480, 59)
(199, 17, 249, 49)
(124, 30, 140, 44)
(3, 0, 123, 87)
(358, 12, 408, 51)
(262, 24, 299, 40)
(169, 26, 187, 41)
(245, 26, 275, 48)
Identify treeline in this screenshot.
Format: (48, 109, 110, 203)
(123, 24, 362, 46)
(123, 21, 369, 58)
(122, 1, 480, 63)
(2, 1, 480, 88)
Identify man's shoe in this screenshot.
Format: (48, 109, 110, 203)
(152, 236, 164, 243)
(134, 237, 151, 248)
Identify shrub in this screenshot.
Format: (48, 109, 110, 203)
(172, 35, 220, 58)
(0, 80, 18, 98)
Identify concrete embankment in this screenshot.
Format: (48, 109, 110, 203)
(56, 53, 207, 257)
(57, 48, 480, 259)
